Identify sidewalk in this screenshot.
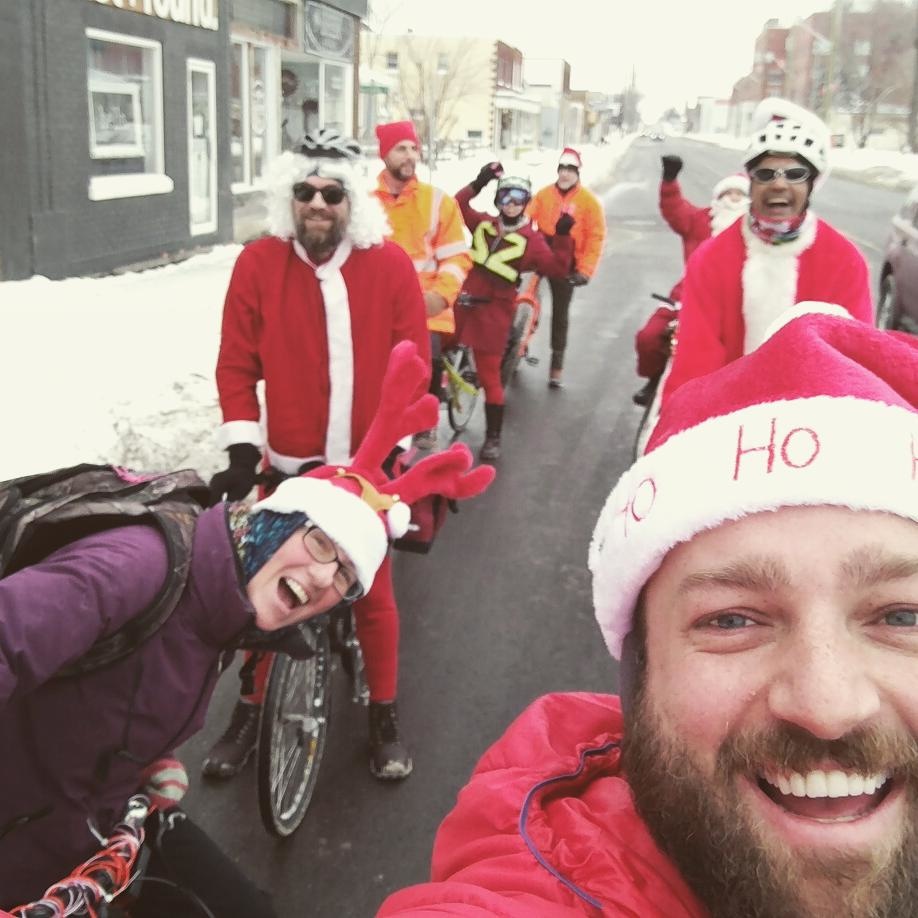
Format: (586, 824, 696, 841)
(0, 137, 634, 482)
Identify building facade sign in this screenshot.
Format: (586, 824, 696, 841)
(89, 0, 219, 31)
(304, 1, 354, 61)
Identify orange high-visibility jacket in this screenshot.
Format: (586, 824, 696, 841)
(375, 172, 472, 334)
(527, 182, 607, 278)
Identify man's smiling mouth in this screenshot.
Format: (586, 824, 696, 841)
(757, 768, 893, 821)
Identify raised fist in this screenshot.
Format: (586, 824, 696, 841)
(471, 162, 504, 193)
(661, 155, 683, 182)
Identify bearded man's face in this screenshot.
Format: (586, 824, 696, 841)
(622, 506, 918, 918)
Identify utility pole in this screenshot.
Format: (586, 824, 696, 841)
(910, 0, 918, 151)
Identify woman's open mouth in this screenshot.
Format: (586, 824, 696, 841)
(278, 576, 309, 610)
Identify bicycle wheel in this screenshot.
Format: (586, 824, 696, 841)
(256, 624, 332, 837)
(446, 350, 481, 433)
(500, 301, 534, 387)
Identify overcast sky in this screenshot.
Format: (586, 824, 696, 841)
(368, 0, 834, 119)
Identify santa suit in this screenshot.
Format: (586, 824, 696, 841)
(659, 178, 712, 265)
(378, 693, 707, 917)
(664, 212, 873, 400)
(216, 234, 429, 700)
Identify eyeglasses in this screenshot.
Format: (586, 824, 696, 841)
(292, 182, 347, 205)
(496, 188, 529, 206)
(749, 165, 812, 185)
(302, 525, 363, 602)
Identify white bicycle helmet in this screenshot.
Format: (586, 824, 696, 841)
(743, 98, 829, 176)
(495, 175, 532, 203)
(296, 128, 361, 161)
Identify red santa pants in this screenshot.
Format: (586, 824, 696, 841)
(473, 351, 504, 405)
(241, 554, 399, 703)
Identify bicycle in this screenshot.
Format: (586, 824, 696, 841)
(9, 795, 151, 917)
(632, 293, 679, 460)
(256, 602, 368, 838)
(500, 273, 543, 387)
(440, 292, 488, 433)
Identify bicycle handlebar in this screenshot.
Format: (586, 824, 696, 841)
(651, 293, 677, 306)
(11, 795, 150, 916)
(456, 293, 491, 307)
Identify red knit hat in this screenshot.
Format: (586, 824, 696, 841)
(558, 147, 582, 169)
(376, 120, 420, 159)
(590, 307, 918, 659)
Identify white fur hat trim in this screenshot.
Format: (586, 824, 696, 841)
(253, 476, 387, 595)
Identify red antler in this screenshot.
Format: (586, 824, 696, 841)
(349, 340, 438, 473)
(380, 442, 495, 506)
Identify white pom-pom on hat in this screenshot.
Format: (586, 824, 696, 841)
(386, 500, 412, 539)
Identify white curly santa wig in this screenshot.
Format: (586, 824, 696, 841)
(264, 150, 390, 249)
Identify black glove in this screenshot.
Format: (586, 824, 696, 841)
(568, 272, 590, 287)
(661, 155, 683, 182)
(209, 442, 261, 504)
(554, 213, 576, 236)
(471, 161, 503, 193)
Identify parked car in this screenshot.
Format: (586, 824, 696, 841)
(879, 184, 918, 332)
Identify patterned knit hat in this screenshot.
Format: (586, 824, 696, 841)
(590, 307, 918, 659)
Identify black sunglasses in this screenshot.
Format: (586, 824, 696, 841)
(292, 182, 347, 205)
(749, 165, 812, 185)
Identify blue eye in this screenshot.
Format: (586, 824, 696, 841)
(710, 613, 752, 630)
(884, 608, 918, 627)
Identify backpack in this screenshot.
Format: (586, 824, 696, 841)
(0, 463, 210, 678)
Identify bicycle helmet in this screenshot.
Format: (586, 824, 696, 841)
(494, 175, 532, 207)
(743, 97, 829, 176)
(296, 128, 362, 161)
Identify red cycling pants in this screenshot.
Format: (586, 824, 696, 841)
(241, 554, 399, 703)
(474, 351, 504, 405)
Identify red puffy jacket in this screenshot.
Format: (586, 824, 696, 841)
(377, 693, 706, 917)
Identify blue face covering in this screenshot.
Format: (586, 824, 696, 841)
(228, 505, 309, 583)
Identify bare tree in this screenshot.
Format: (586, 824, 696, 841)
(396, 36, 488, 164)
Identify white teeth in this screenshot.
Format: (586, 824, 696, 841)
(764, 769, 890, 799)
(805, 771, 828, 798)
(283, 577, 308, 605)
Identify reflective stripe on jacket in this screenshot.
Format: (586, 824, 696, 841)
(375, 172, 472, 334)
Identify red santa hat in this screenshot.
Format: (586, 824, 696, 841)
(711, 172, 749, 200)
(376, 120, 421, 159)
(558, 147, 583, 170)
(254, 341, 495, 594)
(590, 306, 918, 659)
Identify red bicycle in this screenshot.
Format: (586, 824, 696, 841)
(500, 273, 543, 387)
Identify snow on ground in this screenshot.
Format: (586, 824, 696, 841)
(0, 137, 632, 483)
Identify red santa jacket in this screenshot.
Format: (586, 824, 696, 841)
(454, 185, 573, 355)
(664, 214, 873, 400)
(660, 179, 712, 265)
(377, 693, 706, 917)
(216, 236, 429, 471)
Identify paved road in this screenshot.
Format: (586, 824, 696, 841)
(178, 136, 904, 916)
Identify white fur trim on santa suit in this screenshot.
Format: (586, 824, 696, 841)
(740, 212, 817, 352)
(218, 419, 263, 451)
(253, 475, 388, 594)
(760, 300, 853, 343)
(292, 238, 355, 465)
(589, 394, 918, 660)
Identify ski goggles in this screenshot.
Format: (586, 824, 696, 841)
(749, 165, 812, 185)
(495, 188, 530, 206)
(292, 182, 348, 204)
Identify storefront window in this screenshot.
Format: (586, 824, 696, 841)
(281, 60, 320, 150)
(86, 28, 169, 200)
(232, 39, 278, 189)
(323, 62, 346, 134)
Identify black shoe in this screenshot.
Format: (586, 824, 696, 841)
(632, 380, 657, 407)
(201, 700, 260, 779)
(479, 435, 501, 461)
(368, 701, 413, 780)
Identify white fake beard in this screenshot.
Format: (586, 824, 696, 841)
(710, 196, 749, 236)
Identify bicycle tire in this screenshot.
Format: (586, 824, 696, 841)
(446, 351, 480, 433)
(256, 625, 332, 838)
(500, 301, 534, 387)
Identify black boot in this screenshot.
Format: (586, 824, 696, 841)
(201, 700, 260, 779)
(480, 403, 504, 461)
(368, 701, 413, 780)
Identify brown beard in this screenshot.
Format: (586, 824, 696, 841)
(295, 210, 346, 263)
(622, 685, 918, 918)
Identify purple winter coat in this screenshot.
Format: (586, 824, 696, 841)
(0, 505, 254, 908)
